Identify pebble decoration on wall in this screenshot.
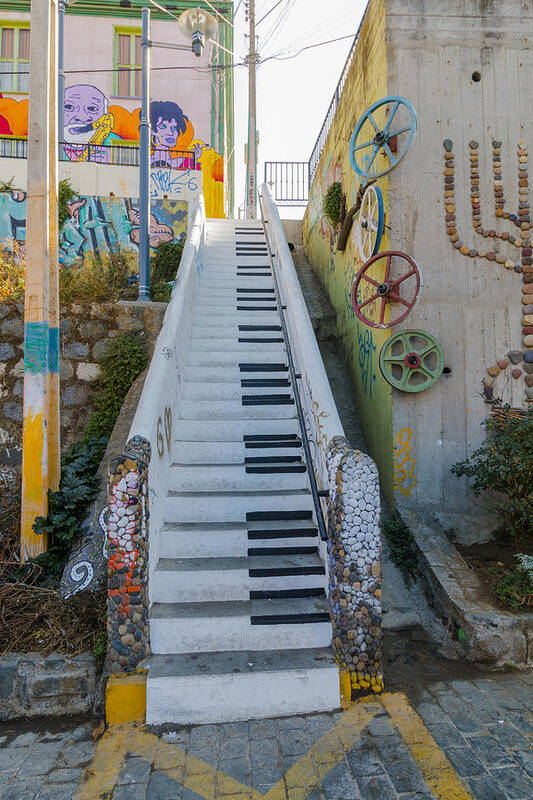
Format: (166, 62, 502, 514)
(105, 436, 150, 673)
(443, 139, 533, 401)
(326, 436, 383, 697)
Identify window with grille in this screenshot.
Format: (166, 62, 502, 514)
(114, 29, 141, 98)
(0, 25, 29, 93)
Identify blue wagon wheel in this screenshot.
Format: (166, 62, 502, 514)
(349, 96, 417, 180)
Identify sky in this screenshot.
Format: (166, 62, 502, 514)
(229, 0, 368, 217)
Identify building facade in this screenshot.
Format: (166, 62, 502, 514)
(0, 0, 234, 263)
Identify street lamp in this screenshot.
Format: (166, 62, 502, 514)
(137, 5, 218, 302)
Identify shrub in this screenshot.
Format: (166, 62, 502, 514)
(0, 240, 24, 303)
(382, 514, 418, 586)
(495, 554, 533, 609)
(85, 332, 148, 439)
(59, 250, 137, 303)
(451, 407, 533, 539)
(151, 239, 184, 283)
(323, 182, 343, 227)
(150, 280, 173, 302)
(29, 436, 108, 583)
(58, 179, 77, 230)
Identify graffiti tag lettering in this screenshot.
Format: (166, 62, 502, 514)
(393, 428, 417, 497)
(356, 321, 376, 397)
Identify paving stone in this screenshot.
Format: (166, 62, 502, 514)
(113, 783, 148, 800)
(448, 713, 487, 735)
(414, 702, 446, 724)
(0, 779, 41, 800)
(161, 732, 189, 746)
(469, 735, 515, 766)
(250, 766, 283, 792)
(117, 756, 152, 785)
(468, 774, 511, 800)
(488, 723, 530, 750)
(250, 738, 280, 766)
(367, 715, 395, 737)
(146, 770, 183, 800)
(68, 725, 93, 743)
(450, 681, 489, 705)
(20, 748, 60, 777)
(489, 691, 526, 712)
(444, 747, 487, 777)
(248, 720, 277, 740)
(278, 729, 310, 756)
(45, 768, 83, 784)
(321, 759, 360, 799)
(276, 716, 308, 732)
(490, 766, 533, 798)
(188, 746, 217, 769)
(189, 726, 218, 746)
(426, 722, 467, 748)
(216, 722, 249, 739)
(434, 692, 469, 715)
(218, 758, 250, 785)
(356, 773, 397, 799)
(371, 734, 411, 763)
(306, 716, 335, 740)
(384, 758, 427, 793)
(9, 733, 39, 748)
(218, 738, 248, 760)
(281, 755, 300, 772)
(0, 749, 28, 772)
(38, 786, 77, 800)
(181, 790, 204, 800)
(55, 741, 95, 768)
(345, 746, 384, 777)
(514, 750, 533, 777)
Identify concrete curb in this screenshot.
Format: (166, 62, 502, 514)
(404, 512, 533, 669)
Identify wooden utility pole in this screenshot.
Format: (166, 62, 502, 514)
(21, 0, 60, 560)
(245, 0, 257, 219)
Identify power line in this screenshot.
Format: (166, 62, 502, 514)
(260, 30, 357, 63)
(256, 0, 284, 26)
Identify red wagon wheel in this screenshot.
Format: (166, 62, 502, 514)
(351, 250, 421, 329)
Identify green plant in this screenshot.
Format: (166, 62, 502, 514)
(151, 239, 184, 283)
(451, 406, 533, 539)
(0, 177, 14, 192)
(59, 250, 137, 304)
(58, 178, 77, 230)
(150, 280, 173, 302)
(323, 182, 343, 227)
(0, 240, 25, 302)
(93, 629, 108, 669)
(383, 514, 418, 586)
(495, 560, 533, 609)
(85, 332, 148, 439)
(28, 436, 108, 583)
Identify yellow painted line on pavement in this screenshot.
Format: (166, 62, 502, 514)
(264, 697, 383, 800)
(75, 692, 473, 800)
(381, 692, 474, 800)
(74, 725, 132, 800)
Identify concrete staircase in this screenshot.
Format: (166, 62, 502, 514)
(146, 219, 339, 725)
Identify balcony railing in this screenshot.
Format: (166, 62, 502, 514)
(0, 137, 196, 169)
(264, 161, 309, 207)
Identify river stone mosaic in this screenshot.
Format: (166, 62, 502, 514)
(325, 435, 383, 697)
(106, 436, 150, 673)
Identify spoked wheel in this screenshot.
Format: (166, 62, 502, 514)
(349, 96, 417, 180)
(351, 251, 421, 328)
(355, 184, 384, 262)
(379, 330, 445, 393)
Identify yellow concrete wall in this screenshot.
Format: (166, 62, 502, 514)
(303, 0, 393, 498)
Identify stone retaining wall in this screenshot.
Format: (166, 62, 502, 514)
(0, 652, 97, 721)
(326, 436, 383, 697)
(0, 300, 165, 503)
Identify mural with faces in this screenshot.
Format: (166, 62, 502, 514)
(0, 86, 225, 216)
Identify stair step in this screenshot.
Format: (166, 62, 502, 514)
(172, 442, 302, 463)
(180, 399, 296, 419)
(161, 522, 317, 558)
(165, 490, 314, 523)
(150, 597, 330, 654)
(245, 465, 306, 474)
(153, 553, 325, 602)
(182, 382, 292, 401)
(189, 339, 285, 353)
(173, 418, 299, 441)
(168, 464, 308, 492)
(248, 546, 318, 556)
(187, 352, 286, 366)
(146, 648, 340, 725)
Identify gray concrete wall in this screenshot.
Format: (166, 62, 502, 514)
(385, 0, 531, 541)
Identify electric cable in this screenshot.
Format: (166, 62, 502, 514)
(256, 0, 285, 26)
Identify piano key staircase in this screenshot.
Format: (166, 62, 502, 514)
(146, 218, 340, 725)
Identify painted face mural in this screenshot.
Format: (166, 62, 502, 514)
(63, 84, 115, 162)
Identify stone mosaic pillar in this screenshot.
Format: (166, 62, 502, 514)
(105, 436, 150, 673)
(325, 435, 383, 697)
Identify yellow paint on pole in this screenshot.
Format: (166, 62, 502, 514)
(20, 406, 48, 561)
(106, 672, 147, 725)
(381, 692, 474, 799)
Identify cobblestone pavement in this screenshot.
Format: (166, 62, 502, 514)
(1, 667, 532, 800)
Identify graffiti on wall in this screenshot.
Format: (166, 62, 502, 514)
(0, 191, 187, 266)
(393, 427, 417, 497)
(0, 87, 225, 216)
(356, 321, 376, 397)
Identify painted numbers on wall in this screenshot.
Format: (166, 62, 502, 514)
(393, 427, 417, 497)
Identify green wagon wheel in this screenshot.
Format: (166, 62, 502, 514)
(379, 330, 444, 393)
